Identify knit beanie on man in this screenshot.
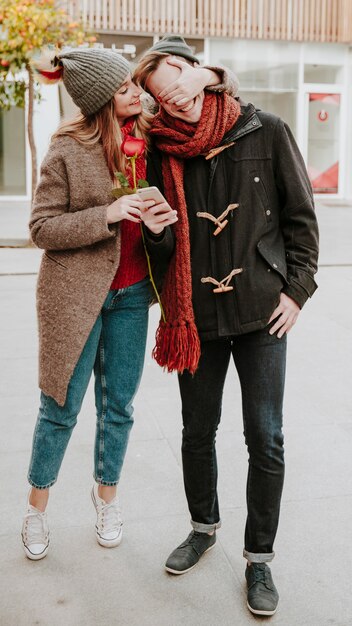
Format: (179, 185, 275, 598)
(33, 48, 130, 116)
(148, 35, 199, 64)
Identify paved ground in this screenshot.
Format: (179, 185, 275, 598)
(0, 204, 351, 626)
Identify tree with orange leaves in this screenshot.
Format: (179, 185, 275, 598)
(0, 0, 95, 197)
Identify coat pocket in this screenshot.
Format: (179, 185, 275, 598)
(257, 239, 288, 283)
(250, 171, 272, 223)
(44, 252, 68, 269)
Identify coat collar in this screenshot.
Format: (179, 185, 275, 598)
(221, 100, 262, 146)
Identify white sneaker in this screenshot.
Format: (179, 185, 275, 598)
(21, 502, 50, 560)
(91, 483, 123, 548)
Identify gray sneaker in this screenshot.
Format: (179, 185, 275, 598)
(165, 530, 216, 574)
(245, 563, 279, 616)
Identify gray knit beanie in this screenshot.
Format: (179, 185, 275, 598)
(148, 36, 199, 64)
(54, 48, 130, 116)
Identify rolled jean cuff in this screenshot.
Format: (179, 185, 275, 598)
(93, 476, 118, 487)
(243, 549, 275, 563)
(28, 476, 57, 490)
(191, 519, 221, 533)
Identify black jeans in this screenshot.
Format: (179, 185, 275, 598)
(178, 327, 286, 563)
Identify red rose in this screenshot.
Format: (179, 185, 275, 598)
(121, 135, 145, 158)
(0, 59, 10, 68)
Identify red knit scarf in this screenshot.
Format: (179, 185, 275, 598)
(149, 92, 241, 374)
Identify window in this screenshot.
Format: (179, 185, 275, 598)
(240, 91, 297, 136)
(0, 106, 26, 195)
(209, 40, 299, 90)
(307, 93, 340, 194)
(304, 64, 343, 84)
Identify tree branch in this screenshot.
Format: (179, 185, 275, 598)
(26, 63, 37, 203)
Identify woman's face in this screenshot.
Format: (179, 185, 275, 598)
(114, 74, 143, 125)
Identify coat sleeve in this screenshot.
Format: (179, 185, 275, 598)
(30, 147, 116, 251)
(203, 65, 239, 98)
(142, 149, 175, 294)
(273, 119, 319, 308)
(144, 149, 175, 262)
(142, 225, 175, 263)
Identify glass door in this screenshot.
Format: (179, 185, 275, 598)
(0, 106, 26, 195)
(306, 93, 341, 194)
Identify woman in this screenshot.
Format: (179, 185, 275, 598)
(22, 46, 229, 561)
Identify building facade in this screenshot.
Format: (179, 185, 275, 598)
(1, 0, 351, 224)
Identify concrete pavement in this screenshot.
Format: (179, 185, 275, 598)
(0, 204, 351, 626)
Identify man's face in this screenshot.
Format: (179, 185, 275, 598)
(146, 58, 204, 124)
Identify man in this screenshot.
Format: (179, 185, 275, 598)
(135, 38, 318, 617)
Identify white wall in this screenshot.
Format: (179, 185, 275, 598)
(33, 83, 61, 176)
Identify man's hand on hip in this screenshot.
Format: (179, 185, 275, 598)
(268, 293, 300, 338)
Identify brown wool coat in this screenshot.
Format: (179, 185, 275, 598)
(30, 136, 122, 407)
(30, 69, 237, 406)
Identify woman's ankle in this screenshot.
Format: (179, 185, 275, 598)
(98, 484, 117, 503)
(29, 487, 49, 512)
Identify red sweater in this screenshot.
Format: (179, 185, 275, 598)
(110, 221, 148, 289)
(110, 118, 148, 290)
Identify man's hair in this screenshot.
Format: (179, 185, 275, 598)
(134, 51, 193, 95)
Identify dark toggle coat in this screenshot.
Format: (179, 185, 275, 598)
(147, 101, 319, 341)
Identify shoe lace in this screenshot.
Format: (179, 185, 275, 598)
(23, 510, 48, 544)
(187, 531, 210, 552)
(99, 500, 122, 534)
(252, 564, 267, 585)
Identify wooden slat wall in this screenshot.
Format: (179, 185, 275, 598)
(65, 0, 352, 43)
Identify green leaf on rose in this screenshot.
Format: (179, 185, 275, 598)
(114, 171, 130, 187)
(137, 179, 149, 188)
(111, 187, 135, 199)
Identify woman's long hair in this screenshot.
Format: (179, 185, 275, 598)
(53, 97, 153, 179)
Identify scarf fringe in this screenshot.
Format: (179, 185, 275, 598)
(152, 320, 201, 375)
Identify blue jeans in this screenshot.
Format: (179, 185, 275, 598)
(28, 277, 151, 489)
(178, 326, 287, 563)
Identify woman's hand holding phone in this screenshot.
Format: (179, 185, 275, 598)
(107, 194, 155, 224)
(140, 201, 178, 235)
(107, 187, 177, 234)
(138, 187, 178, 235)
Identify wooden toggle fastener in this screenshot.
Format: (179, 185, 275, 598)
(205, 141, 235, 160)
(197, 203, 239, 236)
(201, 268, 243, 293)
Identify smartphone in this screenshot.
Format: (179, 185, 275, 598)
(137, 186, 169, 209)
